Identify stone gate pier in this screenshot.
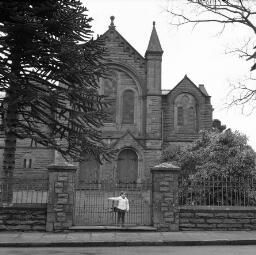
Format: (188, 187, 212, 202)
(151, 162, 180, 231)
(46, 164, 77, 232)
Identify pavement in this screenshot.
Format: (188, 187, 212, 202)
(1, 230, 256, 247)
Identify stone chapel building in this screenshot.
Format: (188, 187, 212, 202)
(0, 17, 213, 184)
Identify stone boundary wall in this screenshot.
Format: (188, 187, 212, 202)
(179, 206, 256, 231)
(0, 205, 47, 231)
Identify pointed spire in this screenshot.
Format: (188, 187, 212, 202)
(146, 21, 163, 55)
(109, 16, 116, 30)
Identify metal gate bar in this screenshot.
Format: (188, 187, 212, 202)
(74, 182, 151, 226)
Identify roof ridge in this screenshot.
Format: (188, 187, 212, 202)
(163, 75, 210, 97)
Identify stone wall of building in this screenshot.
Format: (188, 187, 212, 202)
(0, 138, 54, 179)
(144, 148, 162, 179)
(146, 96, 162, 139)
(179, 206, 256, 231)
(163, 76, 213, 142)
(102, 28, 146, 82)
(0, 205, 47, 231)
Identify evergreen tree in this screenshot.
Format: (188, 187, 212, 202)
(0, 0, 109, 202)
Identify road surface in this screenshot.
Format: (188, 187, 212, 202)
(1, 245, 256, 255)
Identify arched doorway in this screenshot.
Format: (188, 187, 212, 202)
(117, 149, 138, 183)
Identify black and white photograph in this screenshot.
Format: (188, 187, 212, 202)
(1, 0, 256, 254)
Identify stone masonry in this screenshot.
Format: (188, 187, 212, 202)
(179, 207, 256, 231)
(151, 162, 180, 231)
(0, 16, 213, 188)
(0, 206, 46, 231)
(46, 164, 76, 232)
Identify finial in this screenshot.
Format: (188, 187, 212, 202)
(109, 16, 116, 29)
(153, 21, 155, 27)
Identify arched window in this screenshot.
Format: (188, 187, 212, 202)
(117, 149, 138, 183)
(174, 93, 197, 133)
(188, 106, 196, 130)
(103, 71, 117, 123)
(122, 90, 135, 124)
(177, 106, 184, 126)
(22, 154, 33, 169)
(23, 158, 32, 168)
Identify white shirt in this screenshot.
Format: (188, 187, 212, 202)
(108, 196, 129, 211)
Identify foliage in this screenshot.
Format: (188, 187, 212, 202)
(163, 129, 256, 179)
(0, 0, 111, 165)
(163, 128, 256, 206)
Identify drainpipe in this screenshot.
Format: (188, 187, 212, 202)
(161, 107, 164, 150)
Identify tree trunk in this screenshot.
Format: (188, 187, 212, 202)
(2, 92, 18, 204)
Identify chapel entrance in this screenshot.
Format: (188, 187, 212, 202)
(74, 149, 152, 226)
(117, 149, 138, 183)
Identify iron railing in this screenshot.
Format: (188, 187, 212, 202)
(74, 181, 152, 226)
(179, 176, 256, 206)
(0, 178, 48, 205)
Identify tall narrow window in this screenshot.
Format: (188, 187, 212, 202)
(188, 106, 196, 130)
(177, 106, 184, 126)
(23, 158, 33, 168)
(122, 90, 135, 124)
(104, 76, 117, 123)
(29, 159, 32, 168)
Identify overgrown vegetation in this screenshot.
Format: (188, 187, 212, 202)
(163, 129, 256, 179)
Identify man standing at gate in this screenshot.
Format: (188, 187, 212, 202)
(108, 191, 129, 227)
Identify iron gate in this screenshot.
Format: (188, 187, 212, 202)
(73, 181, 152, 226)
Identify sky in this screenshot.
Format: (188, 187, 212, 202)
(82, 0, 256, 150)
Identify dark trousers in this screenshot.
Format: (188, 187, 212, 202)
(117, 209, 125, 225)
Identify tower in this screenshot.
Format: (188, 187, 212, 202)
(145, 21, 163, 139)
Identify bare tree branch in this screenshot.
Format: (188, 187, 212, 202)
(167, 0, 256, 113)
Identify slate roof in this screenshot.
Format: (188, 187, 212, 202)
(162, 75, 210, 97)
